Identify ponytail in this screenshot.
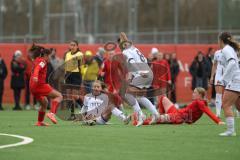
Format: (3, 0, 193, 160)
(28, 43, 51, 59)
(219, 32, 240, 52)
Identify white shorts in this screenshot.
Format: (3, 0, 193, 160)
(130, 75, 153, 89)
(214, 72, 224, 86)
(225, 72, 240, 92)
(80, 105, 106, 121)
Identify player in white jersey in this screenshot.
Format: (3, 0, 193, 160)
(210, 50, 225, 117)
(218, 32, 240, 136)
(74, 80, 131, 125)
(118, 32, 160, 126)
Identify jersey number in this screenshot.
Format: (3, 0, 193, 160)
(136, 50, 145, 62)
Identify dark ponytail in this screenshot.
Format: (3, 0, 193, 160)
(29, 43, 51, 59)
(219, 32, 240, 52)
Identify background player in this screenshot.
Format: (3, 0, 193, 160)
(29, 44, 63, 126)
(218, 32, 240, 136)
(210, 50, 225, 117)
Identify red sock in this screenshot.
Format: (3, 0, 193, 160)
(158, 96, 165, 114)
(143, 117, 152, 125)
(132, 112, 138, 126)
(38, 111, 45, 122)
(50, 101, 59, 114)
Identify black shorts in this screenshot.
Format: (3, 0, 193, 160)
(65, 72, 82, 85)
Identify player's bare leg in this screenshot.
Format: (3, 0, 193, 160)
(161, 96, 175, 113)
(219, 90, 238, 136)
(35, 97, 49, 126)
(235, 97, 240, 117)
(46, 89, 63, 124)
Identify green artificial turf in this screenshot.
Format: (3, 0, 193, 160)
(0, 110, 239, 160)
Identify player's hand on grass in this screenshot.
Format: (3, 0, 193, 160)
(218, 121, 225, 125)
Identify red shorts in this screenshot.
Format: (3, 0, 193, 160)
(30, 83, 53, 101)
(167, 105, 178, 114)
(167, 105, 184, 124)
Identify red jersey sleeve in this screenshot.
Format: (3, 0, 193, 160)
(32, 60, 46, 79)
(197, 101, 221, 124)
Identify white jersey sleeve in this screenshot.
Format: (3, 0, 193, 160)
(122, 46, 153, 88)
(221, 45, 240, 85)
(222, 45, 238, 62)
(123, 46, 147, 64)
(213, 50, 221, 62)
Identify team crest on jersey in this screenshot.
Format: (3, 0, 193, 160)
(39, 62, 45, 68)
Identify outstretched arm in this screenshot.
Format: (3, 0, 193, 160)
(198, 102, 221, 124)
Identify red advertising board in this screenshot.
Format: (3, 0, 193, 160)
(0, 43, 218, 104)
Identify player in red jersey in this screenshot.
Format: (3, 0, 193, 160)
(133, 87, 225, 125)
(99, 51, 131, 122)
(29, 44, 63, 126)
(100, 51, 124, 106)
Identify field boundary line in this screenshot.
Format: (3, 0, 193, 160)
(0, 133, 34, 149)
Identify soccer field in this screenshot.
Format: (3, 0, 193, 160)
(0, 110, 239, 160)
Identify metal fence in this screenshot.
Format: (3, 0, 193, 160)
(0, 0, 239, 44)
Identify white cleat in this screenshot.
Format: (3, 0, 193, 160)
(136, 114, 146, 127)
(123, 115, 131, 125)
(25, 105, 31, 110)
(34, 104, 40, 110)
(236, 110, 240, 118)
(219, 131, 236, 137)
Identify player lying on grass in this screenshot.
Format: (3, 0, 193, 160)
(132, 87, 225, 125)
(73, 80, 131, 125)
(29, 44, 63, 126)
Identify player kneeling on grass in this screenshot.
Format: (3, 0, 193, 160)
(73, 80, 131, 125)
(133, 87, 225, 125)
(29, 44, 63, 126)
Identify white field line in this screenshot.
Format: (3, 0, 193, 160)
(0, 133, 34, 149)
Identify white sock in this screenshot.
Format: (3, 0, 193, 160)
(226, 117, 235, 133)
(112, 107, 126, 121)
(215, 93, 222, 116)
(236, 110, 240, 117)
(96, 116, 106, 125)
(137, 97, 159, 116)
(119, 104, 124, 111)
(132, 99, 144, 116)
